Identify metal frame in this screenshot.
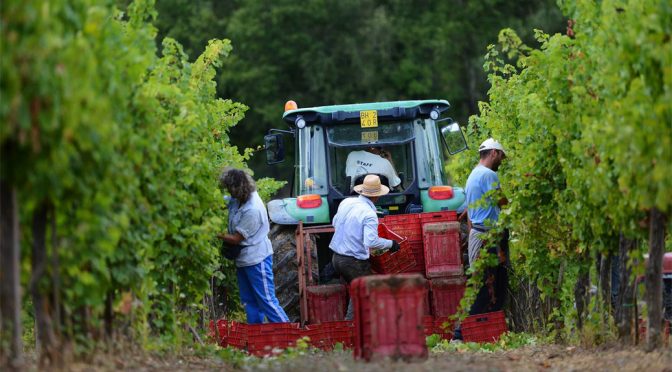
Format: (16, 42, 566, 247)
(295, 221, 335, 325)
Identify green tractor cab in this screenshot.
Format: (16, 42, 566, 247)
(265, 99, 468, 225)
(264, 100, 469, 322)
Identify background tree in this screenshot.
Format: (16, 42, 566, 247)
(153, 0, 564, 187)
(459, 0, 671, 347)
(1, 0, 282, 366)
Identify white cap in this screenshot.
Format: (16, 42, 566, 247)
(478, 138, 506, 155)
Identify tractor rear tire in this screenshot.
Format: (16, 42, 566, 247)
(270, 224, 318, 322)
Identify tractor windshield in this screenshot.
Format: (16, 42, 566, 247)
(326, 121, 415, 195)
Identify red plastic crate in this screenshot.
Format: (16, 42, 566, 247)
(307, 284, 347, 324)
(352, 274, 428, 361)
(246, 322, 301, 356)
(404, 240, 426, 274)
(430, 276, 466, 317)
(423, 221, 463, 278)
(382, 214, 423, 242)
(422, 315, 434, 336)
(370, 224, 416, 274)
(419, 211, 458, 224)
(225, 321, 247, 349)
(433, 316, 455, 340)
(305, 321, 354, 350)
(461, 311, 507, 343)
(209, 319, 229, 346)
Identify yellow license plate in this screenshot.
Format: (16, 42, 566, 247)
(360, 110, 378, 128)
(361, 130, 378, 142)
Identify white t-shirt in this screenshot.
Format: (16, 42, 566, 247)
(345, 150, 401, 188)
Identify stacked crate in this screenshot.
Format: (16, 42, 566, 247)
(383, 211, 509, 341)
(351, 274, 428, 361)
(369, 224, 416, 274)
(306, 284, 348, 324)
(380, 214, 425, 273)
(381, 211, 465, 319)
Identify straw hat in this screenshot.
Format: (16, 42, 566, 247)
(353, 175, 390, 197)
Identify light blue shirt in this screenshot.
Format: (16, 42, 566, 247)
(465, 164, 501, 227)
(329, 195, 393, 260)
(228, 191, 273, 267)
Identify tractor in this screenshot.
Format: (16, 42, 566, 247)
(263, 100, 468, 322)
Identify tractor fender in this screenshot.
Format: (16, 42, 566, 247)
(268, 199, 300, 225)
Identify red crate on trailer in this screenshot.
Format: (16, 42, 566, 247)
(433, 317, 455, 340)
(430, 276, 466, 317)
(461, 311, 507, 343)
(382, 213, 423, 242)
(307, 284, 348, 324)
(419, 211, 458, 224)
(370, 224, 416, 274)
(352, 274, 428, 361)
(423, 221, 462, 278)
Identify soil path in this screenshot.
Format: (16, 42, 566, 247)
(63, 345, 671, 371)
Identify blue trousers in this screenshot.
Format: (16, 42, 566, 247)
(236, 255, 289, 324)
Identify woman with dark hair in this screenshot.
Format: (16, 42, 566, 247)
(218, 168, 289, 323)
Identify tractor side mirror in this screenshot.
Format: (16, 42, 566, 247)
(264, 133, 285, 164)
(440, 122, 468, 155)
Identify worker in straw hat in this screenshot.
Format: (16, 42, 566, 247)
(329, 174, 401, 320)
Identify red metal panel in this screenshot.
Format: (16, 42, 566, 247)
(352, 274, 428, 361)
(306, 284, 347, 324)
(297, 224, 336, 325)
(430, 276, 466, 317)
(296, 222, 308, 325)
(423, 221, 463, 278)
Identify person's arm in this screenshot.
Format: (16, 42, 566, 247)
(217, 232, 244, 245)
(363, 216, 393, 251)
(218, 209, 263, 245)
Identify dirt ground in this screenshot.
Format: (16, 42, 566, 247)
(54, 344, 671, 372)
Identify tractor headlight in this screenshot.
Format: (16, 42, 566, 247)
(295, 116, 306, 129)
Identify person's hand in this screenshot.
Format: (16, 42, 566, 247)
(389, 240, 401, 253)
(216, 233, 227, 240)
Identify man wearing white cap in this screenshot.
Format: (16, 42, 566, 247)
(466, 138, 508, 262)
(329, 174, 401, 320)
(453, 138, 509, 341)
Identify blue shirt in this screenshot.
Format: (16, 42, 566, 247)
(329, 195, 393, 260)
(228, 191, 273, 267)
(465, 164, 501, 226)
